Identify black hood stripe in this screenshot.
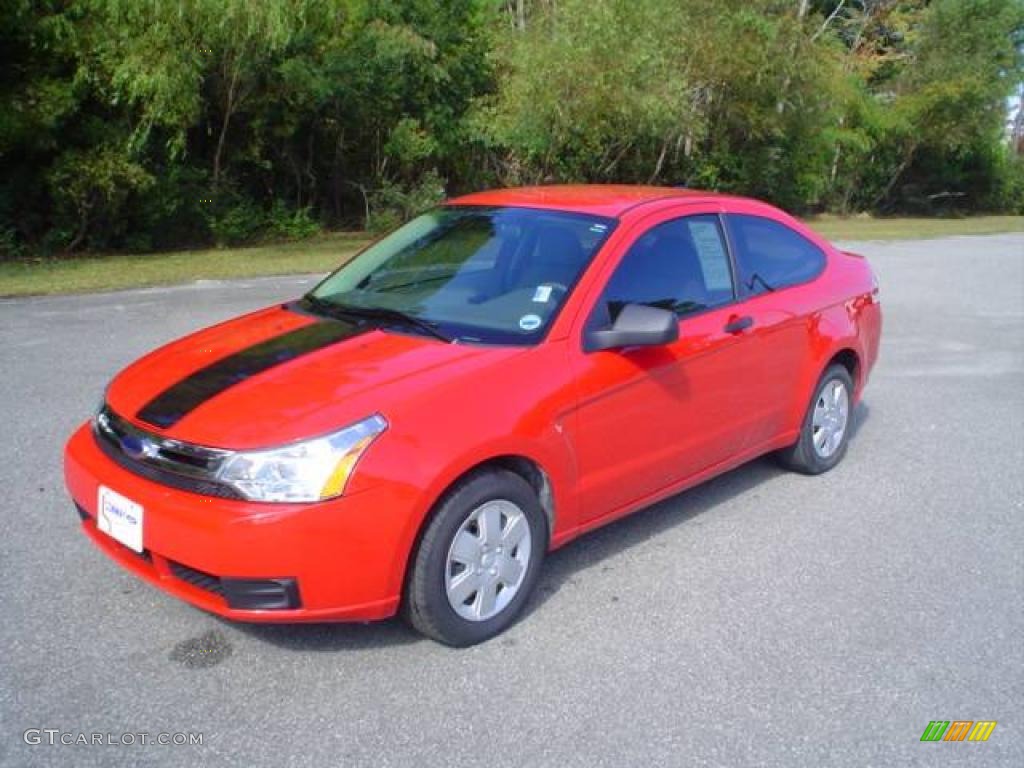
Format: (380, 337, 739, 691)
(136, 318, 367, 429)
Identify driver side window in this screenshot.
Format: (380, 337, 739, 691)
(594, 215, 735, 327)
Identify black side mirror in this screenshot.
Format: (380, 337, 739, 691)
(584, 303, 679, 352)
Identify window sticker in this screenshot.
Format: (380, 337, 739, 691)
(518, 314, 542, 331)
(687, 220, 732, 292)
(532, 285, 554, 303)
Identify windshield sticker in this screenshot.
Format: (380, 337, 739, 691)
(518, 314, 542, 331)
(532, 285, 554, 303)
(589, 223, 608, 233)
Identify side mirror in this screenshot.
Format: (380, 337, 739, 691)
(584, 303, 679, 352)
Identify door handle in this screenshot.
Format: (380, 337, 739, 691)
(723, 315, 754, 334)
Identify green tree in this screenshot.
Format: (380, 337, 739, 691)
(1, 0, 1021, 258)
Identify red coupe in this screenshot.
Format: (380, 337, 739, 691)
(65, 186, 882, 645)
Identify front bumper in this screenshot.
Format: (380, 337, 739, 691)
(64, 423, 416, 622)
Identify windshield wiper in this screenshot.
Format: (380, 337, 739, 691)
(302, 296, 452, 343)
(301, 294, 342, 317)
(344, 305, 453, 343)
(372, 272, 457, 293)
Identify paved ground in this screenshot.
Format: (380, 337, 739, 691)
(1, 235, 1021, 767)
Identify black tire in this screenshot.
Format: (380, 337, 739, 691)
(404, 468, 548, 646)
(777, 364, 855, 475)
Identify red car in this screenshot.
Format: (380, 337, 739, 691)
(65, 186, 881, 645)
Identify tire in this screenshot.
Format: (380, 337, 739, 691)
(404, 468, 548, 646)
(777, 364, 855, 475)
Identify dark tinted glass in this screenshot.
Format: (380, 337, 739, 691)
(595, 215, 734, 326)
(727, 214, 825, 295)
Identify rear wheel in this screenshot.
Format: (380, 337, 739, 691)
(777, 364, 854, 475)
(404, 468, 547, 646)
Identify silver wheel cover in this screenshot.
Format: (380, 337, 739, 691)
(445, 499, 532, 622)
(811, 378, 850, 459)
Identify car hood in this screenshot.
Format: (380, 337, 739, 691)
(105, 304, 523, 449)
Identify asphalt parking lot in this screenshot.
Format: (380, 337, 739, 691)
(1, 234, 1021, 767)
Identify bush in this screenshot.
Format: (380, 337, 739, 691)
(206, 196, 264, 246)
(205, 196, 323, 247)
(47, 147, 154, 251)
(127, 165, 213, 251)
(995, 153, 1024, 214)
(0, 226, 26, 260)
(267, 201, 321, 240)
(367, 171, 446, 233)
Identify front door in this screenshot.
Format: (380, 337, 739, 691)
(567, 209, 757, 522)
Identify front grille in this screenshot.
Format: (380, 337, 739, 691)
(93, 406, 244, 500)
(95, 434, 244, 499)
(169, 560, 225, 596)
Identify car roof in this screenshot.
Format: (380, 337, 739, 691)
(446, 185, 731, 219)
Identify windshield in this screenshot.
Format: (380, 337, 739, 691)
(305, 206, 616, 344)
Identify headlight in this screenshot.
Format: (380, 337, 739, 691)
(216, 414, 387, 502)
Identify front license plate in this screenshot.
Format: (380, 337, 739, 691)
(97, 486, 144, 553)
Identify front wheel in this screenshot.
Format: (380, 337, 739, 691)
(777, 364, 854, 475)
(404, 469, 547, 646)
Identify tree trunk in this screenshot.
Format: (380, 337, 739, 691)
(825, 3, 873, 211)
(304, 131, 317, 210)
(345, 181, 370, 229)
(331, 129, 345, 222)
(647, 138, 670, 184)
(776, 0, 812, 115)
(65, 194, 95, 253)
(872, 144, 917, 209)
(811, 0, 845, 43)
(213, 57, 240, 190)
(829, 142, 842, 184)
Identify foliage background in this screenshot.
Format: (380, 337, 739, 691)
(2, 0, 1022, 257)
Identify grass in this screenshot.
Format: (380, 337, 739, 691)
(0, 233, 371, 298)
(2, 215, 1022, 298)
(804, 214, 1024, 241)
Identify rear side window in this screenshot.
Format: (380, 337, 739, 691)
(727, 214, 826, 296)
(595, 215, 734, 325)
